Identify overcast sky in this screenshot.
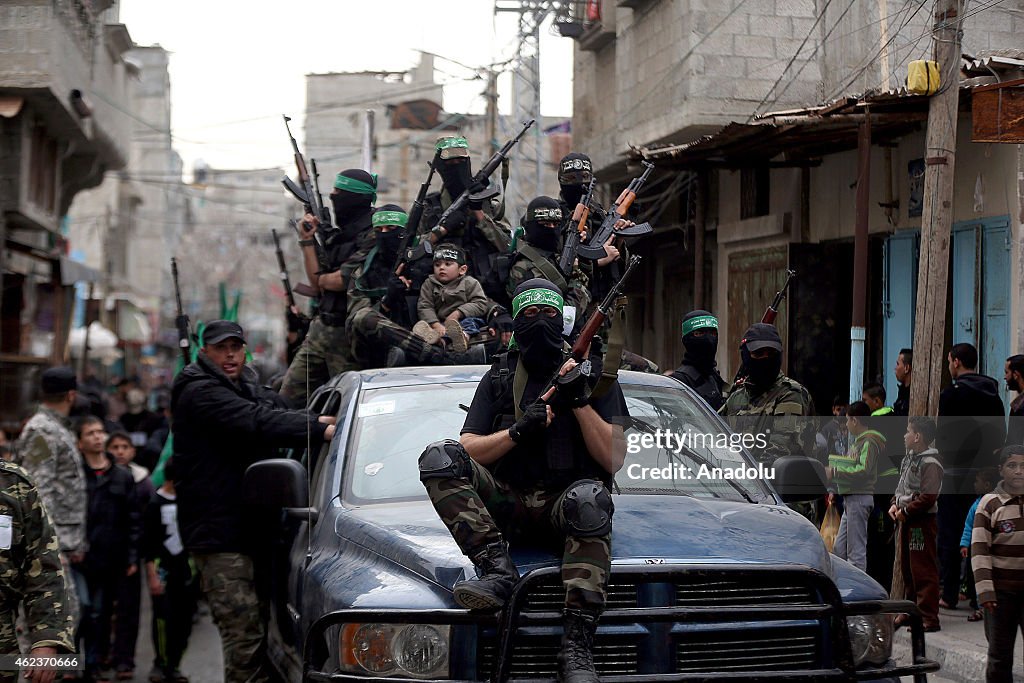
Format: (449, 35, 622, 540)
(119, 0, 574, 174)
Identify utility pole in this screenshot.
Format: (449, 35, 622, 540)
(850, 116, 871, 404)
(909, 0, 965, 416)
(485, 69, 499, 154)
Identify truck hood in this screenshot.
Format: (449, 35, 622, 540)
(335, 494, 833, 590)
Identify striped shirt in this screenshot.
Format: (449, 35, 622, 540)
(971, 483, 1024, 604)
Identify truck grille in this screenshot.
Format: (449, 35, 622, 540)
(676, 626, 820, 672)
(522, 577, 637, 611)
(675, 578, 816, 606)
(478, 635, 638, 677)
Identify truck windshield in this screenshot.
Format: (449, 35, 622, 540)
(342, 381, 774, 505)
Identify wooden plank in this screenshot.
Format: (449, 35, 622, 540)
(972, 85, 1024, 143)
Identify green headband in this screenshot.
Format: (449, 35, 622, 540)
(512, 288, 564, 319)
(372, 210, 408, 228)
(435, 136, 469, 152)
(682, 314, 718, 336)
(334, 173, 378, 196)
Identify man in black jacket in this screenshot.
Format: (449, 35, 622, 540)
(171, 320, 336, 683)
(669, 310, 725, 410)
(936, 342, 1006, 608)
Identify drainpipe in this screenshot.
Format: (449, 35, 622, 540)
(850, 116, 871, 403)
(694, 170, 705, 309)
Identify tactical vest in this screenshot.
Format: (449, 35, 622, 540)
(670, 363, 725, 411)
(512, 242, 570, 293)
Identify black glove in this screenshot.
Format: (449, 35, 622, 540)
(440, 209, 467, 233)
(384, 275, 408, 307)
(508, 401, 548, 443)
(550, 360, 594, 412)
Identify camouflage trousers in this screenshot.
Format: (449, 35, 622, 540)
(347, 308, 441, 367)
(280, 318, 359, 406)
(423, 459, 611, 613)
(193, 553, 269, 683)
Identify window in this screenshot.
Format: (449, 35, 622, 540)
(740, 166, 770, 220)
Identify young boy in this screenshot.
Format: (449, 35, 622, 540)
(413, 243, 490, 352)
(828, 401, 884, 572)
(961, 467, 999, 622)
(144, 457, 196, 683)
(889, 416, 943, 631)
(972, 445, 1024, 683)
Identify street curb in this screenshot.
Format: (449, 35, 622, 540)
(892, 627, 1024, 683)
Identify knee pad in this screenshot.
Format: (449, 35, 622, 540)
(418, 439, 472, 482)
(562, 479, 613, 537)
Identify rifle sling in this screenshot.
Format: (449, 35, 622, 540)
(513, 359, 529, 422)
(593, 296, 628, 398)
(517, 243, 569, 292)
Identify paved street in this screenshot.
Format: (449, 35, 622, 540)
(117, 591, 222, 683)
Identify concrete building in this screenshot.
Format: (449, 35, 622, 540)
(67, 44, 188, 380)
(0, 0, 135, 419)
(303, 54, 565, 224)
(570, 0, 1024, 409)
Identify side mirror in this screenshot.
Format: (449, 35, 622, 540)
(772, 456, 827, 503)
(244, 459, 315, 521)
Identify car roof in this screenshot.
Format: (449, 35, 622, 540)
(350, 365, 684, 390)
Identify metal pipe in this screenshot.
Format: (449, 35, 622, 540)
(693, 171, 705, 309)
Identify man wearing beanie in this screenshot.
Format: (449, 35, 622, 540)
(281, 168, 376, 406)
(347, 206, 486, 368)
(669, 310, 726, 410)
(720, 323, 814, 466)
(419, 278, 627, 683)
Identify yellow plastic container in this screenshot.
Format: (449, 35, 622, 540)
(907, 60, 941, 95)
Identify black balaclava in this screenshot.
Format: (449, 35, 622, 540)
(741, 346, 782, 392)
(512, 278, 564, 373)
(681, 309, 719, 371)
(331, 169, 376, 232)
(438, 158, 472, 198)
(523, 196, 563, 253)
(373, 204, 405, 263)
(558, 152, 593, 206)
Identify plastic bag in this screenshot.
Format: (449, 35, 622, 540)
(819, 500, 841, 553)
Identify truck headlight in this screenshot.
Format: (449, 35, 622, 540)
(846, 615, 893, 667)
(341, 623, 450, 678)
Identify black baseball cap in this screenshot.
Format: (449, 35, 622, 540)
(740, 323, 783, 352)
(41, 367, 77, 394)
(203, 320, 246, 345)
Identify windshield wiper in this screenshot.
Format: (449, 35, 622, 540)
(627, 416, 757, 504)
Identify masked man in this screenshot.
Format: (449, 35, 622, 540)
(419, 278, 627, 683)
(280, 169, 378, 405)
(669, 310, 725, 410)
(720, 323, 814, 465)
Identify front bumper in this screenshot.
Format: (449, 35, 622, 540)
(303, 563, 940, 682)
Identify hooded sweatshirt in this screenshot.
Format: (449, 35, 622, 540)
(893, 447, 943, 516)
(938, 373, 1007, 472)
(829, 429, 885, 495)
(971, 482, 1024, 604)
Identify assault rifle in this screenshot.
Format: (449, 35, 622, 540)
(395, 151, 441, 272)
(171, 257, 191, 366)
(430, 119, 535, 234)
(762, 269, 796, 326)
(537, 256, 642, 406)
(281, 115, 331, 268)
(558, 177, 596, 274)
(272, 227, 299, 311)
(732, 269, 797, 387)
(576, 162, 655, 260)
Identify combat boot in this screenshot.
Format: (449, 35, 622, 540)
(557, 609, 600, 683)
(453, 540, 520, 611)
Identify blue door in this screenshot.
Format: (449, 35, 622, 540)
(982, 219, 1011, 408)
(951, 216, 1011, 410)
(883, 231, 919, 405)
(952, 222, 979, 348)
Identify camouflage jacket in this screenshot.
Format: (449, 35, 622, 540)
(12, 408, 86, 554)
(719, 373, 815, 465)
(0, 461, 76, 652)
(507, 243, 591, 316)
